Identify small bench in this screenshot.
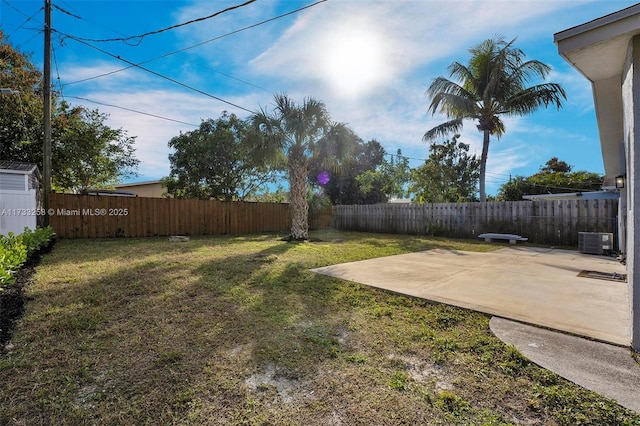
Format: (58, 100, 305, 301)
(478, 233, 528, 245)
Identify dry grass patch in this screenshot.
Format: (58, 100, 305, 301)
(0, 230, 639, 425)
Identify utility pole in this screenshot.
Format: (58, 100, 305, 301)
(43, 0, 52, 225)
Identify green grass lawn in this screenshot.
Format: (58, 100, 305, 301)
(1, 230, 639, 425)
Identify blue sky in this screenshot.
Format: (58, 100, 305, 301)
(1, 0, 638, 196)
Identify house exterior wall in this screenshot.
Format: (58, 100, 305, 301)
(622, 35, 640, 350)
(555, 5, 640, 350)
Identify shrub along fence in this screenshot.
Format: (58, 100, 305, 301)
(333, 199, 618, 247)
(48, 194, 331, 239)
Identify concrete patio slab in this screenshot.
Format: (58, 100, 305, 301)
(311, 247, 630, 346)
(490, 317, 640, 413)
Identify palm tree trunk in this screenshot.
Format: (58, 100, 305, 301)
(288, 149, 309, 240)
(479, 130, 490, 202)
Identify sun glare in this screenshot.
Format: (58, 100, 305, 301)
(322, 28, 387, 98)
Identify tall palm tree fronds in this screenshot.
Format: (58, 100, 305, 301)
(424, 37, 566, 202)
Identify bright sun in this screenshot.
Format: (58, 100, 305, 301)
(322, 28, 387, 98)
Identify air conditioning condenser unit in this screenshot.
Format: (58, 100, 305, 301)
(578, 232, 614, 255)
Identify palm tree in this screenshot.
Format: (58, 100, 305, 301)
(424, 37, 566, 202)
(249, 94, 348, 240)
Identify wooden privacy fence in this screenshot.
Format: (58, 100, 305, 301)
(333, 200, 618, 246)
(49, 194, 300, 238)
(309, 206, 334, 230)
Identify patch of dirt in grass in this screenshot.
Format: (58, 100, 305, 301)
(73, 372, 114, 410)
(323, 411, 345, 426)
(244, 363, 300, 404)
(388, 354, 453, 391)
(74, 384, 98, 410)
(225, 343, 255, 362)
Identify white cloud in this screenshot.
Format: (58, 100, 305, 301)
(56, 0, 630, 190)
(547, 67, 596, 115)
(67, 88, 268, 180)
(171, 0, 282, 69)
(250, 0, 579, 91)
(244, 0, 596, 180)
(60, 61, 144, 90)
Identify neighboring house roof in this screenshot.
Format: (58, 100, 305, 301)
(554, 4, 640, 187)
(85, 189, 137, 197)
(522, 191, 620, 201)
(114, 180, 162, 188)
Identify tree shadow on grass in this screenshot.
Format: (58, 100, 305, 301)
(0, 240, 57, 352)
(1, 235, 339, 423)
(4, 233, 639, 424)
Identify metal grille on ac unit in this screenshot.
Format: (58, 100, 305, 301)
(578, 232, 614, 255)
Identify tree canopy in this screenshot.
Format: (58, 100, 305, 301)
(52, 103, 139, 193)
(0, 30, 44, 166)
(356, 149, 411, 201)
(0, 32, 139, 192)
(497, 157, 603, 201)
(410, 134, 480, 203)
(163, 112, 278, 201)
(308, 136, 387, 205)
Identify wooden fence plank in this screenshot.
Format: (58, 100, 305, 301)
(48, 194, 303, 238)
(333, 199, 618, 246)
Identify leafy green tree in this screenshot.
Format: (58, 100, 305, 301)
(52, 103, 139, 193)
(250, 185, 288, 203)
(356, 149, 411, 201)
(411, 134, 480, 203)
(0, 30, 44, 165)
(496, 176, 533, 201)
(540, 156, 571, 174)
(527, 170, 603, 194)
(248, 94, 350, 240)
(1, 33, 140, 193)
(309, 137, 387, 204)
(163, 112, 278, 201)
(424, 37, 566, 202)
(497, 157, 603, 201)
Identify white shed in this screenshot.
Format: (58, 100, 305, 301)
(0, 161, 41, 236)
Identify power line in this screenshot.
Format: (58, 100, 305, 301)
(3, 1, 42, 31)
(485, 171, 515, 178)
(382, 152, 601, 192)
(62, 35, 255, 114)
(57, 0, 257, 46)
(54, 0, 132, 41)
(190, 61, 273, 93)
(2, 0, 33, 18)
(16, 28, 44, 50)
(51, 43, 64, 99)
(51, 3, 82, 20)
(60, 0, 328, 88)
(65, 95, 200, 127)
(384, 151, 426, 163)
(1, 1, 43, 49)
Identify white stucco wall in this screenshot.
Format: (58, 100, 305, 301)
(623, 35, 640, 350)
